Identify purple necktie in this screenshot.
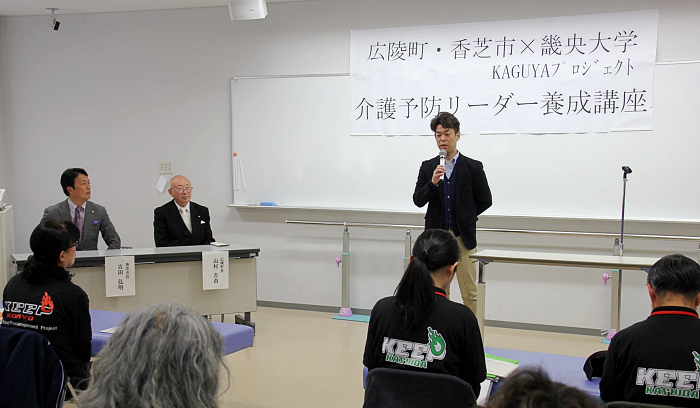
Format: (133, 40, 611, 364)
(74, 207, 84, 244)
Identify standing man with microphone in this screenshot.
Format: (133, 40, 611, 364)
(413, 112, 492, 315)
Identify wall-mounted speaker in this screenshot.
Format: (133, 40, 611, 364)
(228, 0, 268, 20)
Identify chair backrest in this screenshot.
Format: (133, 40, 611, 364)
(602, 402, 678, 408)
(363, 367, 477, 408)
(0, 326, 67, 408)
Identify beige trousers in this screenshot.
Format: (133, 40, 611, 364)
(447, 231, 478, 315)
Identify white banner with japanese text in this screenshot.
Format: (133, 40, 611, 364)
(350, 10, 658, 135)
(202, 251, 229, 290)
(105, 256, 136, 297)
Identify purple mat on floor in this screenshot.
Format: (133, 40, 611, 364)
(90, 309, 254, 356)
(484, 347, 600, 397)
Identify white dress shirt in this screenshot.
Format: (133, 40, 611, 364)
(177, 202, 192, 233)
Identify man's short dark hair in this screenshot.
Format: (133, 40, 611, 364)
(487, 368, 597, 408)
(430, 112, 460, 133)
(60, 168, 88, 196)
(647, 254, 700, 301)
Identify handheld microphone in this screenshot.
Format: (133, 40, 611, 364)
(439, 149, 447, 181)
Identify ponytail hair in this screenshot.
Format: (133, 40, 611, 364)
(21, 220, 79, 284)
(393, 229, 460, 329)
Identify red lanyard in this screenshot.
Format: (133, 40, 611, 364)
(435, 291, 447, 298)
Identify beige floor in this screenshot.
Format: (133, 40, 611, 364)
(66, 307, 606, 408)
(219, 307, 605, 408)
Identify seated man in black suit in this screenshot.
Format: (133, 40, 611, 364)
(153, 175, 214, 247)
(599, 254, 700, 407)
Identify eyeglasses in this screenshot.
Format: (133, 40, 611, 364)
(173, 187, 193, 193)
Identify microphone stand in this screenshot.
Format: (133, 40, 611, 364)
(619, 169, 630, 256)
(608, 166, 631, 340)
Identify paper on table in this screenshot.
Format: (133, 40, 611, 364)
(477, 379, 493, 406)
(486, 356, 519, 378)
(100, 327, 117, 334)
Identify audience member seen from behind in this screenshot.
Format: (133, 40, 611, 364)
(80, 302, 228, 408)
(487, 368, 597, 408)
(600, 254, 700, 407)
(1, 220, 91, 388)
(363, 229, 486, 396)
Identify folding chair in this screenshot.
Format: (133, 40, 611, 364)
(363, 367, 477, 408)
(602, 401, 678, 408)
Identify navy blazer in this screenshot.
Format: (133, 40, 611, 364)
(0, 327, 68, 408)
(153, 200, 214, 247)
(413, 153, 492, 250)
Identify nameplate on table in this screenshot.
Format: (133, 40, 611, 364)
(105, 256, 136, 297)
(202, 251, 229, 290)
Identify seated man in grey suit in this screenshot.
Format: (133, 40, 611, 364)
(153, 175, 214, 247)
(42, 168, 121, 250)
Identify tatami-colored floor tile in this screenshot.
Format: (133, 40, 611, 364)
(218, 307, 605, 408)
(485, 326, 606, 357)
(220, 308, 367, 408)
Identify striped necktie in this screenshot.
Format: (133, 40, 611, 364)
(74, 206, 84, 244)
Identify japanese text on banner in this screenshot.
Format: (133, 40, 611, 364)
(350, 10, 658, 135)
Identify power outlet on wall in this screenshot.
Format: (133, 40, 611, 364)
(159, 161, 174, 174)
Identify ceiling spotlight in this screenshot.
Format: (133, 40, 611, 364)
(47, 8, 60, 31)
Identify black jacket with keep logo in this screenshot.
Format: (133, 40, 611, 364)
(363, 287, 487, 395)
(600, 306, 700, 407)
(2, 268, 91, 378)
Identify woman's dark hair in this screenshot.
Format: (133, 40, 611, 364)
(21, 220, 80, 284)
(393, 229, 460, 330)
(487, 368, 597, 408)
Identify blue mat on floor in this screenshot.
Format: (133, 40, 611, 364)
(332, 314, 370, 322)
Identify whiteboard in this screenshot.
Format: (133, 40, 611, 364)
(231, 64, 700, 221)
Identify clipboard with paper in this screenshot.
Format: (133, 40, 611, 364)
(485, 353, 520, 380)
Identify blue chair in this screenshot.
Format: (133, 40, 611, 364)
(0, 327, 68, 408)
(363, 367, 477, 408)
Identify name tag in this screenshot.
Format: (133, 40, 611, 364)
(105, 256, 136, 297)
(202, 251, 229, 290)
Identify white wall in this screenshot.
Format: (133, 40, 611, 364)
(0, 18, 9, 193)
(1, 0, 698, 332)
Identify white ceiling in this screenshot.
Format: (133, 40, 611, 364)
(0, 0, 306, 17)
